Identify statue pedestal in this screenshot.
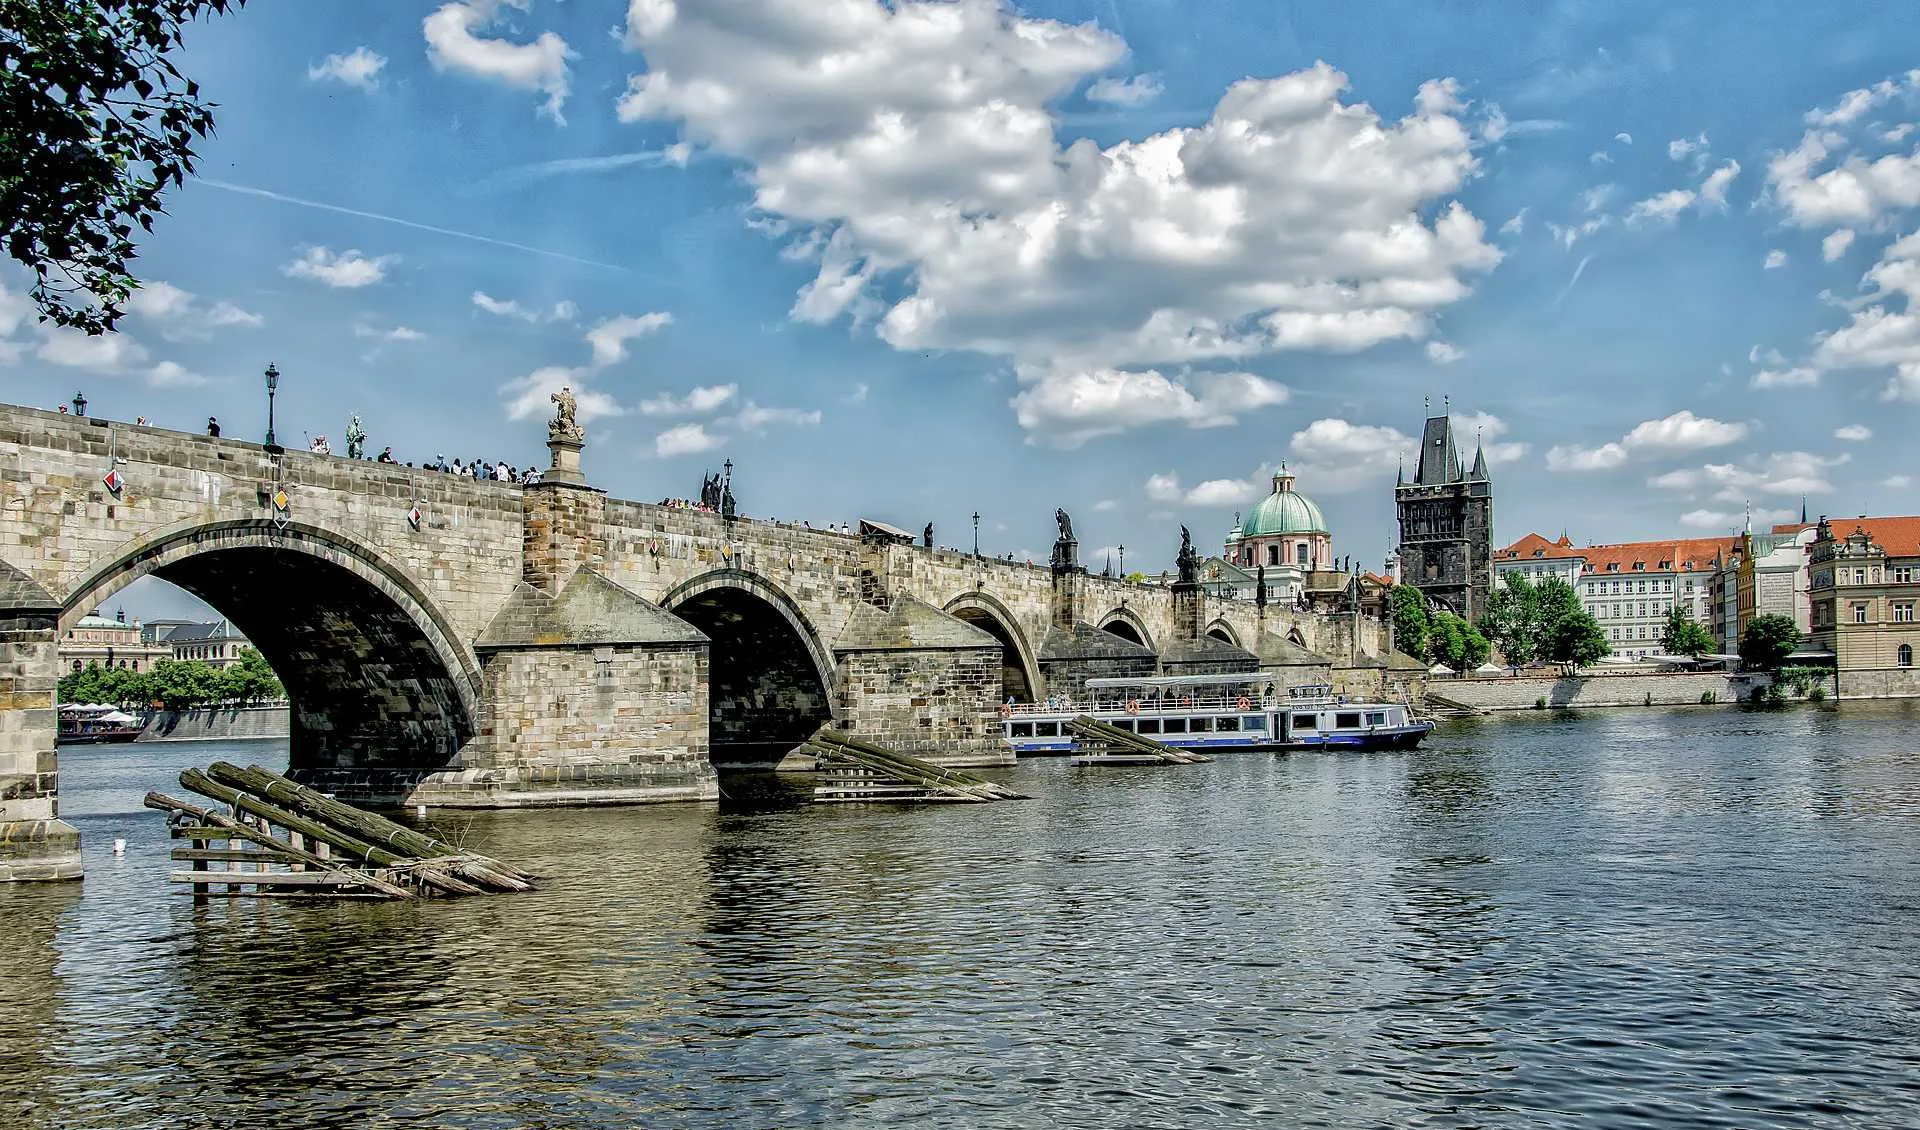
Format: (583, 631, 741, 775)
(545, 435, 585, 485)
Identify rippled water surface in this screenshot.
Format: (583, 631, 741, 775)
(6, 705, 1920, 1128)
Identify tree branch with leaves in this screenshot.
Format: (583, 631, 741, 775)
(1, 0, 244, 334)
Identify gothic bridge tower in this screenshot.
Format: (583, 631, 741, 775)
(1393, 410, 1493, 622)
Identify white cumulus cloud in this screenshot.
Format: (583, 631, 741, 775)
(1811, 230, 1920, 401)
(640, 384, 737, 416)
(124, 281, 262, 340)
(1548, 409, 1745, 472)
(1143, 471, 1260, 507)
(424, 0, 574, 122)
(1680, 506, 1796, 531)
(617, 6, 1498, 440)
(1425, 340, 1464, 364)
(309, 47, 387, 90)
(283, 246, 393, 288)
(585, 312, 672, 366)
(1835, 423, 1872, 441)
(1822, 228, 1857, 261)
(1286, 418, 1414, 492)
(1764, 249, 1788, 269)
(1010, 367, 1289, 449)
(1085, 74, 1162, 106)
(654, 422, 721, 458)
(727, 402, 823, 432)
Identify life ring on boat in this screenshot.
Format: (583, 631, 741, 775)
(1181, 696, 1193, 708)
(999, 704, 1012, 718)
(1237, 696, 1251, 711)
(1125, 699, 1140, 715)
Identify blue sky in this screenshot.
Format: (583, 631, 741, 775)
(7, 0, 1920, 622)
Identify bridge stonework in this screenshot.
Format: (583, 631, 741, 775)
(0, 406, 1387, 880)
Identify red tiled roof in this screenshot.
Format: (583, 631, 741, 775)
(1829, 515, 1920, 555)
(1578, 536, 1737, 574)
(1495, 532, 1581, 561)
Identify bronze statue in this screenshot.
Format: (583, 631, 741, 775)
(1055, 508, 1074, 542)
(923, 522, 934, 549)
(1176, 524, 1199, 585)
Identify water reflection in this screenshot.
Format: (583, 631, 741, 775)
(5, 717, 1920, 1126)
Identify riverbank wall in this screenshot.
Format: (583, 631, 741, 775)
(1429, 671, 1760, 712)
(137, 703, 289, 742)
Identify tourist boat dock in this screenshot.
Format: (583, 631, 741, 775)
(58, 704, 146, 745)
(1001, 675, 1432, 755)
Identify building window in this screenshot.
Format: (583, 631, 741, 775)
(1854, 603, 1870, 624)
(1267, 545, 1279, 566)
(1895, 603, 1916, 623)
(1854, 569, 1867, 585)
(1901, 644, 1914, 667)
(1296, 543, 1309, 566)
(1894, 566, 1914, 584)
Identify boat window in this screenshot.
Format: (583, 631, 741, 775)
(1163, 718, 1188, 733)
(1366, 712, 1387, 726)
(1114, 718, 1136, 732)
(1242, 716, 1265, 732)
(1190, 717, 1213, 733)
(1036, 722, 1059, 737)
(1010, 722, 1033, 738)
(1335, 712, 1362, 729)
(1292, 713, 1318, 730)
(1215, 716, 1239, 732)
(1138, 719, 1161, 734)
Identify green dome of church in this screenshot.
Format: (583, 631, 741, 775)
(1241, 467, 1327, 536)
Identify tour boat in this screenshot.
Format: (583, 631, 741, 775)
(57, 703, 146, 744)
(1000, 674, 1433, 755)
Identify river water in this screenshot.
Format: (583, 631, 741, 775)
(4, 705, 1919, 1128)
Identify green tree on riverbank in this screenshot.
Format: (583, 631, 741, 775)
(1661, 607, 1716, 660)
(1429, 611, 1491, 672)
(1477, 574, 1589, 669)
(1390, 584, 1430, 659)
(1739, 614, 1803, 671)
(59, 649, 283, 708)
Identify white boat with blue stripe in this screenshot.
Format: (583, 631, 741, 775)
(1000, 674, 1432, 755)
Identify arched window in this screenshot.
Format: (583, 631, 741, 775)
(1901, 644, 1914, 668)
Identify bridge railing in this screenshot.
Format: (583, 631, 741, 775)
(1004, 693, 1279, 717)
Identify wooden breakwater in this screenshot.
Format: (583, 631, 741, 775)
(145, 762, 535, 901)
(803, 727, 1029, 803)
(1065, 715, 1211, 765)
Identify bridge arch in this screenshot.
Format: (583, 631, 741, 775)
(60, 518, 481, 773)
(1096, 606, 1156, 652)
(942, 591, 1041, 703)
(1205, 619, 1242, 648)
(661, 569, 838, 769)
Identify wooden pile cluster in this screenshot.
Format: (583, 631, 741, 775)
(145, 762, 535, 901)
(1066, 715, 1212, 766)
(804, 727, 1030, 803)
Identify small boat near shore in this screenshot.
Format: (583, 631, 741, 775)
(1001, 675, 1432, 755)
(58, 703, 146, 745)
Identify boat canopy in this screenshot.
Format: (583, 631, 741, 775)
(1084, 673, 1273, 692)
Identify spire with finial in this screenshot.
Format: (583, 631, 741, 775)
(1396, 452, 1405, 486)
(1469, 428, 1490, 481)
(1801, 495, 1808, 525)
(1271, 459, 1295, 494)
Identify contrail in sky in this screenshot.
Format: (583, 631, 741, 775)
(197, 179, 628, 272)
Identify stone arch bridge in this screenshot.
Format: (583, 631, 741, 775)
(0, 405, 1385, 878)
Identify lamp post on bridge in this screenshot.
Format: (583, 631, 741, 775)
(972, 511, 979, 557)
(263, 363, 281, 453)
(71, 391, 87, 417)
(1118, 544, 1125, 577)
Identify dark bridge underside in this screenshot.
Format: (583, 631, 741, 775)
(950, 608, 1034, 702)
(153, 547, 472, 773)
(670, 587, 831, 771)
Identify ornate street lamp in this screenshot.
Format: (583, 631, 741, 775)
(1118, 544, 1126, 577)
(71, 391, 87, 417)
(263, 363, 280, 452)
(972, 511, 980, 557)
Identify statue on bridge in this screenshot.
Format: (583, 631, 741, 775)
(700, 472, 722, 510)
(1176, 525, 1199, 585)
(1049, 508, 1078, 571)
(344, 414, 366, 460)
(923, 522, 934, 549)
(548, 386, 584, 442)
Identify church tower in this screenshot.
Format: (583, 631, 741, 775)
(1393, 409, 1494, 622)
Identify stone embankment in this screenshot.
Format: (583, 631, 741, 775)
(138, 703, 290, 742)
(1428, 671, 1759, 712)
